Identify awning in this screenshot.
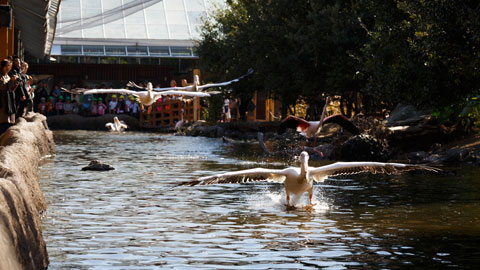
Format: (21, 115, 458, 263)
(9, 0, 61, 58)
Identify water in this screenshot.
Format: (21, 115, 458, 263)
(39, 130, 480, 269)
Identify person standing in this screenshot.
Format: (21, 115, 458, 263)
(8, 56, 27, 119)
(109, 95, 118, 114)
(0, 59, 19, 133)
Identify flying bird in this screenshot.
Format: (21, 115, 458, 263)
(181, 151, 440, 211)
(105, 116, 128, 132)
(131, 68, 253, 93)
(278, 114, 361, 137)
(83, 83, 209, 110)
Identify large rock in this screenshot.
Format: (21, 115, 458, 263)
(0, 113, 54, 270)
(386, 104, 432, 127)
(340, 134, 389, 161)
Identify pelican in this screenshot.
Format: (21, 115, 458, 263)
(128, 69, 253, 93)
(83, 83, 210, 110)
(106, 116, 128, 132)
(181, 151, 440, 210)
(174, 108, 185, 131)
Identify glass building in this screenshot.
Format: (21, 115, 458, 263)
(51, 0, 224, 68)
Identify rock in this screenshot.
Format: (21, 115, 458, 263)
(215, 126, 225, 137)
(340, 134, 389, 161)
(407, 151, 429, 164)
(386, 104, 431, 127)
(0, 113, 54, 269)
(442, 148, 472, 163)
(82, 160, 115, 171)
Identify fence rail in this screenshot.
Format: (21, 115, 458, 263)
(139, 99, 196, 128)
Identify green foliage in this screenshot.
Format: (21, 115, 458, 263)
(196, 0, 480, 119)
(204, 94, 224, 124)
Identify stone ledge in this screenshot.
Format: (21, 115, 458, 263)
(0, 113, 54, 270)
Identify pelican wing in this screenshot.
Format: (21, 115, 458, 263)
(309, 162, 441, 182)
(83, 89, 140, 96)
(153, 86, 194, 91)
(197, 69, 254, 90)
(181, 167, 290, 186)
(277, 115, 311, 134)
(60, 87, 88, 94)
(154, 90, 210, 97)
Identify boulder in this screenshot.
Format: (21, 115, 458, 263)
(82, 160, 115, 171)
(340, 134, 389, 161)
(386, 104, 431, 127)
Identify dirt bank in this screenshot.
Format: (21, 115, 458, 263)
(47, 114, 139, 131)
(0, 113, 54, 270)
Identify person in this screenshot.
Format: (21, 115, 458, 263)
(109, 95, 118, 114)
(55, 95, 64, 115)
(125, 95, 133, 115)
(224, 99, 231, 122)
(130, 98, 140, 117)
(97, 98, 106, 116)
(34, 82, 48, 109)
(0, 59, 19, 133)
(46, 96, 55, 116)
(91, 98, 98, 116)
(72, 100, 79, 114)
(170, 79, 177, 87)
(9, 56, 27, 118)
(63, 96, 73, 114)
(81, 94, 91, 116)
(117, 95, 126, 114)
(37, 97, 47, 115)
(51, 85, 61, 102)
(21, 62, 34, 113)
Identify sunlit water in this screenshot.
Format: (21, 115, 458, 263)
(39, 130, 480, 269)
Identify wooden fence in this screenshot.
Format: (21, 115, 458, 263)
(139, 99, 197, 128)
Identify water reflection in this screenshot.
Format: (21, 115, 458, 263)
(39, 131, 480, 269)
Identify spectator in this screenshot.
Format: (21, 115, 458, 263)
(37, 97, 47, 115)
(125, 95, 133, 115)
(21, 62, 34, 113)
(97, 98, 106, 116)
(117, 95, 126, 114)
(130, 98, 140, 117)
(51, 85, 61, 102)
(9, 56, 27, 118)
(91, 98, 98, 116)
(55, 96, 64, 115)
(63, 96, 73, 114)
(109, 95, 118, 114)
(46, 97, 55, 116)
(0, 59, 19, 133)
(72, 100, 79, 114)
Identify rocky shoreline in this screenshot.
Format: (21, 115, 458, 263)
(0, 113, 54, 270)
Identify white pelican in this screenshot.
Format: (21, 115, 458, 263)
(174, 108, 185, 131)
(129, 68, 253, 93)
(83, 83, 209, 109)
(105, 116, 128, 132)
(181, 151, 440, 210)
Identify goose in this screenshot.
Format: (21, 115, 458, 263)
(129, 68, 254, 93)
(105, 116, 128, 132)
(83, 83, 210, 110)
(181, 151, 440, 211)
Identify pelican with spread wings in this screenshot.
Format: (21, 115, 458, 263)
(82, 83, 209, 110)
(128, 68, 254, 93)
(181, 151, 440, 210)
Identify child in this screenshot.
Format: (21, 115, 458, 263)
(72, 100, 79, 114)
(91, 98, 98, 116)
(130, 98, 140, 117)
(109, 95, 118, 114)
(38, 97, 47, 115)
(117, 95, 126, 114)
(64, 96, 73, 114)
(97, 98, 106, 116)
(46, 96, 55, 116)
(55, 95, 64, 115)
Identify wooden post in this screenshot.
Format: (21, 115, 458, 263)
(0, 0, 9, 60)
(193, 69, 201, 121)
(7, 15, 13, 56)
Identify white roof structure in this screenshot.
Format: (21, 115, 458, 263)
(52, 0, 224, 58)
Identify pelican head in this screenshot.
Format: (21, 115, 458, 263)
(113, 116, 120, 124)
(193, 75, 200, 87)
(146, 82, 153, 91)
(299, 151, 309, 173)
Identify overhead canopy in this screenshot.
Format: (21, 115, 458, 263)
(10, 0, 61, 58)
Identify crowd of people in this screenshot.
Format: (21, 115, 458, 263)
(0, 56, 34, 134)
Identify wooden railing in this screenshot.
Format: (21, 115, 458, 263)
(139, 99, 196, 128)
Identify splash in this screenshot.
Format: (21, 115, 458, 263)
(245, 187, 331, 213)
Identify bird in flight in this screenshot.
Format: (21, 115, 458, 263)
(181, 151, 440, 211)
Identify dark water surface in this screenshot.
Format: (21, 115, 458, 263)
(39, 130, 480, 269)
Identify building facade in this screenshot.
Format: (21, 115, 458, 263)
(30, 0, 224, 86)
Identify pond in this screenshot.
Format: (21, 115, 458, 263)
(39, 130, 480, 269)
